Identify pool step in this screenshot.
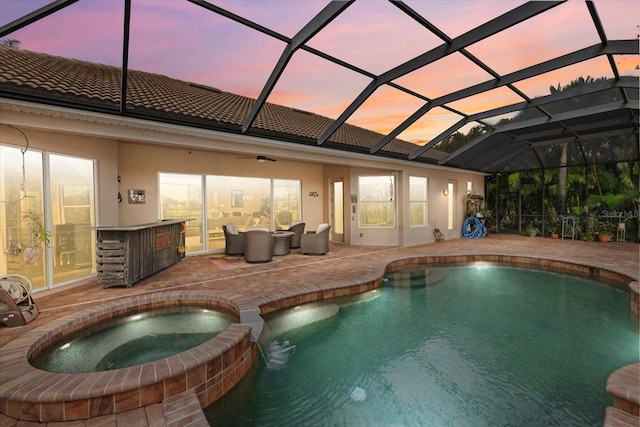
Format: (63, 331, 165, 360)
(605, 362, 640, 426)
(163, 389, 208, 426)
(0, 389, 208, 426)
(604, 407, 640, 427)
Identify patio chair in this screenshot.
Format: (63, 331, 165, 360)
(0, 274, 39, 327)
(287, 222, 306, 248)
(244, 229, 274, 263)
(275, 211, 293, 230)
(222, 223, 245, 255)
(301, 223, 331, 255)
(55, 223, 76, 267)
(561, 216, 578, 240)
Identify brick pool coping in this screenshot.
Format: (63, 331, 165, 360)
(0, 291, 255, 422)
(0, 241, 638, 424)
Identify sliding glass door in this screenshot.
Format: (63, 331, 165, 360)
(205, 175, 271, 252)
(159, 173, 204, 252)
(1, 145, 96, 291)
(0, 145, 46, 290)
(160, 173, 301, 253)
(50, 153, 96, 285)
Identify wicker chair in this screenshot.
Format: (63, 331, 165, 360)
(300, 223, 331, 255)
(287, 222, 306, 248)
(244, 229, 275, 263)
(222, 224, 245, 255)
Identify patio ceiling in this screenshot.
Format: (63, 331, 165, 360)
(0, 0, 638, 173)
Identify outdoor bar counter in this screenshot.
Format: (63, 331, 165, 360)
(93, 219, 188, 288)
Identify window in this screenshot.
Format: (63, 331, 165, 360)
(332, 179, 344, 236)
(359, 175, 395, 227)
(159, 173, 203, 252)
(205, 175, 271, 251)
(159, 174, 301, 252)
(50, 154, 96, 283)
(273, 179, 301, 230)
(447, 181, 455, 230)
(409, 176, 428, 226)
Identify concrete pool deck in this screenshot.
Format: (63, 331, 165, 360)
(0, 234, 638, 426)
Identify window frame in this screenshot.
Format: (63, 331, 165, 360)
(159, 173, 302, 252)
(358, 175, 396, 228)
(409, 176, 428, 227)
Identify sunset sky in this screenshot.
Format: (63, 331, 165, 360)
(1, 0, 638, 145)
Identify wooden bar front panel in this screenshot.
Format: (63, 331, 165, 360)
(95, 221, 185, 288)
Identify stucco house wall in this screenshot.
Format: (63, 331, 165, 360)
(116, 141, 325, 229)
(0, 125, 119, 226)
(2, 101, 487, 255)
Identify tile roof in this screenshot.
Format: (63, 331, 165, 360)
(0, 47, 445, 162)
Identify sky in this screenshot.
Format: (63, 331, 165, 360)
(0, 0, 638, 145)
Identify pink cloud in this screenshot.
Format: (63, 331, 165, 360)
(394, 52, 495, 100)
(306, 0, 443, 74)
(346, 86, 425, 132)
(446, 86, 524, 116)
(513, 56, 617, 98)
(407, 0, 527, 39)
(6, 1, 122, 65)
(465, 2, 600, 75)
(399, 107, 465, 145)
(267, 49, 372, 119)
(209, 0, 326, 38)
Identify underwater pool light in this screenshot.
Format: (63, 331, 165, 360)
(472, 262, 494, 271)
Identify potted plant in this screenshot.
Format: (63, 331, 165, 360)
(546, 208, 560, 239)
(594, 218, 614, 242)
(525, 222, 539, 237)
(579, 226, 597, 242)
(22, 212, 51, 264)
(478, 208, 495, 233)
(177, 244, 186, 255)
(433, 227, 445, 242)
(479, 208, 491, 218)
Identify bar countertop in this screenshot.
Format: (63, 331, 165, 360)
(91, 218, 192, 231)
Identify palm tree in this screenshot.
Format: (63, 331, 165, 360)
(549, 76, 605, 214)
(436, 125, 486, 153)
(0, 39, 21, 48)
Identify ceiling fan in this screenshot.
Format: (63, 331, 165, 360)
(238, 155, 277, 162)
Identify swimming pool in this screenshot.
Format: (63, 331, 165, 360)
(205, 264, 639, 426)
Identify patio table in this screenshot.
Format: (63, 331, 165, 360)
(272, 231, 294, 256)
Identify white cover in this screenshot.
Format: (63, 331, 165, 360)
(316, 223, 330, 233)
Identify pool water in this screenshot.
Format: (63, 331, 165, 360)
(32, 307, 235, 373)
(205, 265, 639, 426)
